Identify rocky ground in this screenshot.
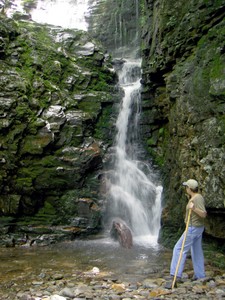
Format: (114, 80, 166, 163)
(1, 264, 225, 300)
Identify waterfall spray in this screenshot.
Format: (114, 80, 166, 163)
(108, 59, 162, 247)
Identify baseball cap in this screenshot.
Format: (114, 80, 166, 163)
(182, 179, 198, 189)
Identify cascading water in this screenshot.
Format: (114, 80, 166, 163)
(107, 58, 162, 247)
(6, 0, 97, 31)
(31, 0, 91, 30)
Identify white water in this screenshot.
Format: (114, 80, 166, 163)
(32, 0, 91, 30)
(109, 59, 162, 247)
(6, 0, 97, 31)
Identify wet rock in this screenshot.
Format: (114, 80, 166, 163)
(142, 278, 158, 289)
(206, 279, 216, 289)
(108, 296, 120, 300)
(110, 218, 133, 249)
(32, 281, 44, 286)
(149, 288, 172, 298)
(49, 296, 67, 300)
(52, 274, 64, 280)
(59, 287, 74, 298)
(17, 293, 33, 300)
(111, 283, 126, 293)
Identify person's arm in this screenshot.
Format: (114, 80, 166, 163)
(188, 202, 207, 218)
(192, 205, 207, 218)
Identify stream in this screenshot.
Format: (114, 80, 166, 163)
(1, 238, 225, 299)
(0, 237, 171, 294)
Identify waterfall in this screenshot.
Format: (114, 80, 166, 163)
(6, 0, 93, 31)
(31, 0, 90, 30)
(6, 0, 162, 247)
(107, 58, 162, 247)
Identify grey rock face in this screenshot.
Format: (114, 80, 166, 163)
(0, 14, 119, 241)
(140, 0, 225, 239)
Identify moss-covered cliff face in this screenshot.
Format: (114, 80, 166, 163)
(0, 14, 120, 242)
(141, 0, 225, 242)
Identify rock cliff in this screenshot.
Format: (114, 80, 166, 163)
(140, 0, 225, 242)
(0, 14, 120, 242)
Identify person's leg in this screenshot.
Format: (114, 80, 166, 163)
(191, 226, 205, 279)
(170, 227, 194, 278)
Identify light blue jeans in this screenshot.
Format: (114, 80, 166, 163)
(170, 226, 205, 279)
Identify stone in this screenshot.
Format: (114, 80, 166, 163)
(59, 287, 74, 298)
(52, 274, 64, 280)
(111, 283, 126, 293)
(50, 296, 67, 300)
(142, 278, 158, 289)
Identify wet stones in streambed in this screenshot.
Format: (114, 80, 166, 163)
(2, 268, 225, 300)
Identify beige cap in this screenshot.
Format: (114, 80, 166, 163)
(182, 179, 198, 189)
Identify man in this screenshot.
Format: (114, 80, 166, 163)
(169, 179, 207, 283)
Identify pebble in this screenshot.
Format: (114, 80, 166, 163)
(1, 268, 225, 300)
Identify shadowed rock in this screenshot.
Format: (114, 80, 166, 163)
(110, 218, 133, 249)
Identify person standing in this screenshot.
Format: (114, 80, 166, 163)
(169, 179, 207, 282)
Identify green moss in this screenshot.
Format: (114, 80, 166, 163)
(159, 225, 184, 248)
(78, 100, 101, 116)
(92, 79, 109, 91)
(38, 156, 58, 167)
(154, 155, 165, 167)
(146, 146, 163, 165)
(210, 55, 223, 79)
(16, 177, 33, 187)
(145, 126, 169, 167)
(17, 200, 57, 225)
(147, 138, 155, 146)
(15, 103, 33, 120)
(218, 115, 225, 143)
(204, 237, 225, 268)
(38, 202, 56, 216)
(4, 123, 26, 143)
(16, 165, 43, 185)
(57, 190, 79, 222)
(21, 134, 52, 155)
(94, 105, 114, 141)
(15, 177, 34, 194)
(139, 0, 147, 27)
(159, 127, 164, 136)
(34, 169, 70, 190)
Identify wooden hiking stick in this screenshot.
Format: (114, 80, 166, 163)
(172, 208, 192, 289)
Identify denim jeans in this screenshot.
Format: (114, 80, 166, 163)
(170, 226, 205, 279)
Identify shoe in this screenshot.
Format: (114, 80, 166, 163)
(191, 276, 207, 282)
(164, 275, 182, 289)
(167, 275, 183, 283)
(176, 276, 183, 283)
(164, 275, 174, 280)
(165, 275, 182, 280)
(164, 281, 175, 289)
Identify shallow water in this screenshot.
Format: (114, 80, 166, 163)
(0, 236, 171, 292)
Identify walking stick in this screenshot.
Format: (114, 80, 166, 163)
(172, 208, 192, 289)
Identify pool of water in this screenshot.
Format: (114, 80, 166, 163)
(0, 236, 171, 291)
